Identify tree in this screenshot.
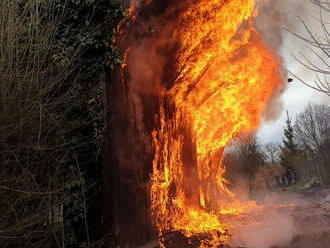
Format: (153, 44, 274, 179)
(0, 0, 125, 247)
(264, 142, 280, 164)
(280, 112, 299, 170)
(225, 135, 265, 185)
(294, 103, 330, 183)
(289, 1, 330, 96)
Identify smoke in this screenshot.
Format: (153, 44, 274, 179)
(109, 2, 179, 244)
(125, 13, 174, 95)
(118, 2, 178, 152)
(228, 173, 330, 248)
(118, 0, 194, 161)
(228, 190, 299, 248)
(227, 167, 309, 248)
(234, 210, 295, 248)
(256, 0, 330, 144)
(255, 0, 307, 51)
(254, 0, 310, 123)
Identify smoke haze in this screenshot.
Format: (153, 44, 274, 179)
(232, 210, 295, 248)
(253, 0, 310, 124)
(257, 0, 330, 144)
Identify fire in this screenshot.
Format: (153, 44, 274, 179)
(149, 0, 283, 247)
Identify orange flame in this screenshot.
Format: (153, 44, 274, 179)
(150, 0, 283, 247)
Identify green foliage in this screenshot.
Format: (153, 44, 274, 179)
(283, 112, 298, 153)
(51, 1, 126, 247)
(53, 0, 125, 73)
(280, 112, 299, 169)
(0, 0, 125, 247)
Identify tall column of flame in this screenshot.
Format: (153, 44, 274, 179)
(150, 0, 283, 247)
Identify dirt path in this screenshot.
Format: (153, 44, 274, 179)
(280, 188, 330, 248)
(139, 188, 330, 248)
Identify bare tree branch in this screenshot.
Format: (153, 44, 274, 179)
(286, 1, 330, 96)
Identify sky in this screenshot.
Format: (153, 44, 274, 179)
(257, 0, 330, 144)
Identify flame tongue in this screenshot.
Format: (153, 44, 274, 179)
(150, 0, 282, 247)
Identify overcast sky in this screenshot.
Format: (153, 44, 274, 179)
(257, 0, 330, 144)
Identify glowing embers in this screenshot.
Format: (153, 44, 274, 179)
(150, 0, 283, 247)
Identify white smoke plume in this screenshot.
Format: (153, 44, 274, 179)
(232, 210, 295, 248)
(228, 190, 299, 248)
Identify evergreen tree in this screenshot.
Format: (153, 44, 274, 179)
(280, 111, 299, 169)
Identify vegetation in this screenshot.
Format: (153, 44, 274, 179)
(0, 0, 125, 247)
(288, 1, 330, 185)
(294, 104, 330, 185)
(280, 112, 299, 169)
(225, 103, 330, 191)
(224, 135, 266, 190)
(290, 0, 330, 96)
(225, 0, 330, 192)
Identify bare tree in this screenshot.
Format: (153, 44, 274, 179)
(264, 142, 280, 164)
(288, 0, 330, 96)
(0, 1, 101, 247)
(294, 103, 330, 183)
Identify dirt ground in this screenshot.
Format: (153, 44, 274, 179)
(139, 187, 330, 248)
(279, 187, 330, 248)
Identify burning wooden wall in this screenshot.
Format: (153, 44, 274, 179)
(106, 0, 284, 247)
